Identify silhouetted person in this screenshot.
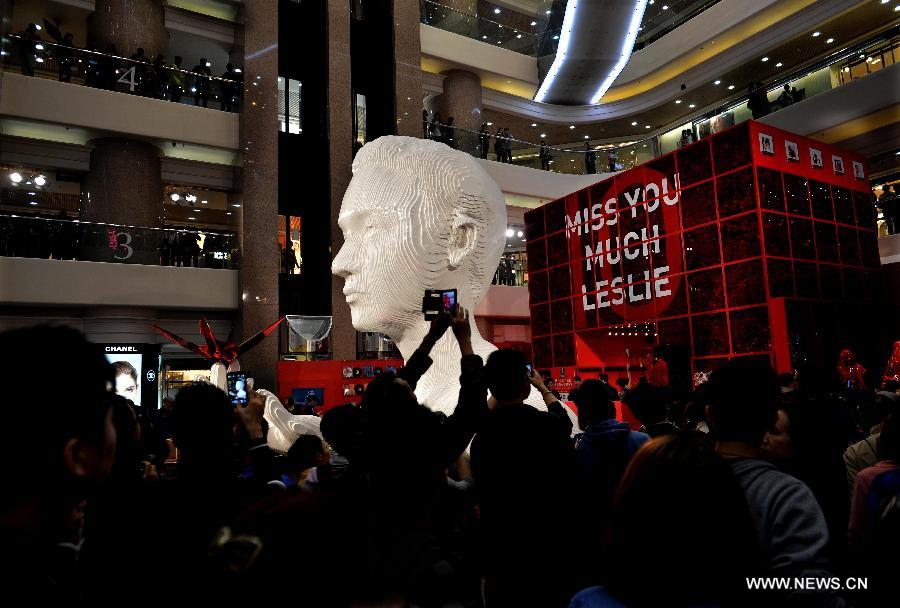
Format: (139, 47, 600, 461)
(168, 55, 185, 102)
(624, 382, 678, 437)
(147, 54, 166, 98)
(584, 141, 596, 174)
(570, 433, 763, 607)
(705, 358, 837, 603)
(57, 33, 75, 82)
(776, 83, 794, 109)
(502, 127, 513, 162)
(130, 47, 150, 95)
(539, 139, 551, 170)
(479, 123, 490, 159)
(470, 349, 582, 606)
(99, 43, 118, 90)
(192, 58, 212, 107)
(493, 127, 505, 162)
(17, 23, 41, 76)
(747, 81, 771, 119)
(0, 326, 116, 602)
(221, 63, 241, 112)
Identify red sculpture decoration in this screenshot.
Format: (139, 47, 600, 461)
(837, 348, 867, 391)
(154, 317, 285, 365)
(884, 341, 900, 387)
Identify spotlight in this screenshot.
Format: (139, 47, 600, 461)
(9, 172, 22, 183)
(506, 228, 514, 237)
(34, 175, 46, 186)
(170, 193, 180, 202)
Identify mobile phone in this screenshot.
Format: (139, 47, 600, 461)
(226, 371, 248, 406)
(526, 363, 533, 377)
(422, 289, 457, 319)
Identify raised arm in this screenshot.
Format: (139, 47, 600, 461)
(397, 313, 451, 390)
(529, 371, 573, 437)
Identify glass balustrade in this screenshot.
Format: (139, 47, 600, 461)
(1, 34, 242, 112)
(420, 0, 541, 56)
(0, 214, 240, 269)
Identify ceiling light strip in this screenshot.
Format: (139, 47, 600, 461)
(590, 1, 649, 105)
(533, 0, 580, 103)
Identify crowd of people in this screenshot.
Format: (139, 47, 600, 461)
(13, 23, 242, 111)
(3, 306, 898, 606)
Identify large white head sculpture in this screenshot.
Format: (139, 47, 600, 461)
(332, 136, 506, 337)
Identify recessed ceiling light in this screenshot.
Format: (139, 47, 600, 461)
(531, 21, 537, 26)
(761, 57, 769, 62)
(728, 84, 735, 90)
(584, 135, 590, 139)
(494, 8, 500, 13)
(645, 125, 651, 129)
(775, 62, 783, 67)
(714, 80, 721, 85)
(546, 9, 551, 14)
(880, 0, 889, 4)
(631, 121, 638, 126)
(649, 0, 654, 4)
(201, 200, 208, 204)
(662, 4, 668, 9)
(895, 4, 900, 10)
(487, 122, 493, 126)
(552, 34, 559, 40)
(231, 203, 241, 208)
(516, 34, 522, 39)
(187, 217, 196, 221)
(9, 172, 22, 183)
(506, 228, 514, 237)
(689, 104, 696, 108)
(826, 37, 834, 43)
(531, 123, 537, 127)
(812, 31, 821, 37)
(569, 125, 575, 129)
(517, 231, 523, 238)
(859, 54, 866, 58)
(540, 133, 546, 138)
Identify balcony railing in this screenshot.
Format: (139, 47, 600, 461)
(0, 214, 240, 269)
(420, 0, 541, 57)
(1, 34, 242, 112)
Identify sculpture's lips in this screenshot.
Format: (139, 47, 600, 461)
(343, 290, 363, 303)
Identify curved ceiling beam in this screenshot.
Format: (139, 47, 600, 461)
(534, 0, 649, 105)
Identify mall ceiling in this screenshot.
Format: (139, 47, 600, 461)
(481, 1, 900, 147)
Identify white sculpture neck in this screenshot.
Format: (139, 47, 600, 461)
(393, 319, 495, 411)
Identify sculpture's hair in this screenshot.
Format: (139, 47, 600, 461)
(352, 136, 506, 303)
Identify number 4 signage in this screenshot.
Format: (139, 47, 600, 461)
(118, 66, 137, 92)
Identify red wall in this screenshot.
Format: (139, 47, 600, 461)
(277, 359, 403, 412)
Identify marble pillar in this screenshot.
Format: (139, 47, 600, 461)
(328, 1, 356, 360)
(90, 0, 168, 58)
(394, 0, 424, 138)
(433, 69, 483, 132)
(82, 138, 163, 227)
(236, 0, 279, 389)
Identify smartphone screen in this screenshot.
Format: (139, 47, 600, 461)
(526, 363, 533, 377)
(226, 371, 247, 406)
(441, 289, 456, 313)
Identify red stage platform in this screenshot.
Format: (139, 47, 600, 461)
(525, 120, 883, 388)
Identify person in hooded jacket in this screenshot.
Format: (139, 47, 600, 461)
(573, 380, 650, 528)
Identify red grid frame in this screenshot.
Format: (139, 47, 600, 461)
(524, 120, 878, 380)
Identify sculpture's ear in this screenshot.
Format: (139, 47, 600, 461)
(448, 214, 478, 270)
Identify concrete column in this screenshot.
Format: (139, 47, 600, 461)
(394, 0, 424, 138)
(433, 69, 483, 131)
(328, 1, 355, 360)
(82, 138, 163, 227)
(236, 0, 279, 389)
(90, 0, 168, 58)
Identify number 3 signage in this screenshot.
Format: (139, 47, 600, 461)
(114, 231, 134, 260)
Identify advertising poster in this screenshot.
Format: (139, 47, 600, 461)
(104, 345, 143, 406)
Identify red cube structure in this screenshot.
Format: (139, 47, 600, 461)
(525, 121, 883, 389)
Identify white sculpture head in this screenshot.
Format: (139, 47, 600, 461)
(332, 136, 506, 337)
